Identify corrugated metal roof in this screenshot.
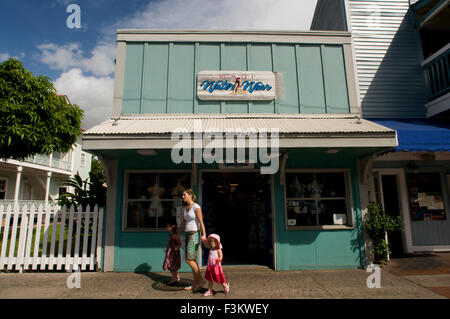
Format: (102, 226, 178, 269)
(83, 114, 395, 135)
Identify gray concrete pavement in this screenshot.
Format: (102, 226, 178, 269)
(0, 266, 445, 299)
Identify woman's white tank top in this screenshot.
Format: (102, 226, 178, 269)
(184, 203, 201, 232)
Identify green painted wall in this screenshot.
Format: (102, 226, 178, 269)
(113, 150, 195, 272)
(274, 149, 365, 270)
(121, 42, 350, 115)
(111, 149, 365, 272)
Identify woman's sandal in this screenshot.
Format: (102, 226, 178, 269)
(167, 277, 180, 285)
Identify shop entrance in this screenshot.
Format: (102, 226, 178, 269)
(201, 172, 273, 267)
(381, 175, 405, 257)
(374, 171, 406, 257)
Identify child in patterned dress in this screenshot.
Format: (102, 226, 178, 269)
(163, 223, 181, 285)
(202, 234, 230, 296)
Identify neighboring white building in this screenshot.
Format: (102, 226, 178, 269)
(311, 0, 450, 257)
(0, 96, 92, 209)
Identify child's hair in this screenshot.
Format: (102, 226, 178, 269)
(167, 223, 177, 234)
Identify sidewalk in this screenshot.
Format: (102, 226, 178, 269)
(383, 252, 450, 299)
(0, 262, 447, 299)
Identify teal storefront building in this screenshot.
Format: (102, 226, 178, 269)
(83, 30, 397, 272)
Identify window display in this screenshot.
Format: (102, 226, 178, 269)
(407, 173, 446, 221)
(124, 172, 191, 230)
(286, 171, 350, 228)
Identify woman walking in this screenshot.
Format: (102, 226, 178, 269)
(177, 189, 207, 292)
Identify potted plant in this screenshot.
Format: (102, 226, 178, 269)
(363, 202, 403, 265)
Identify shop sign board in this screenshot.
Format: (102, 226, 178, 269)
(197, 71, 276, 101)
(218, 162, 255, 170)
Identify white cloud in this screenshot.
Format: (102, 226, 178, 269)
(0, 52, 25, 62)
(36, 41, 116, 129)
(114, 0, 317, 30)
(37, 42, 115, 77)
(53, 68, 114, 129)
(41, 0, 318, 130)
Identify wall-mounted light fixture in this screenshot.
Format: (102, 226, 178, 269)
(407, 160, 419, 172)
(325, 149, 339, 154)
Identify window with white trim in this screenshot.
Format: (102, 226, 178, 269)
(80, 153, 86, 167)
(285, 170, 352, 228)
(124, 171, 191, 230)
(0, 179, 6, 200)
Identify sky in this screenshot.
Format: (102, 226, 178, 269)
(0, 0, 318, 129)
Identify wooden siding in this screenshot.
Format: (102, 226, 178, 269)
(121, 42, 351, 115)
(348, 0, 427, 118)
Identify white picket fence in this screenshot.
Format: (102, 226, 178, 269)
(0, 204, 104, 272)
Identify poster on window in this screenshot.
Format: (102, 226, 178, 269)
(407, 173, 446, 221)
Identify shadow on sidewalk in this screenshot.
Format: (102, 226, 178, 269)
(384, 252, 450, 276)
(142, 272, 194, 291)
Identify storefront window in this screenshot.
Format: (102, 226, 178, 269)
(124, 171, 191, 230)
(285, 171, 351, 228)
(407, 173, 446, 221)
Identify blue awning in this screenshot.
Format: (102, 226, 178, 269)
(372, 119, 450, 152)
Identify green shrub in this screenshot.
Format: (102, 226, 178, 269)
(364, 202, 403, 264)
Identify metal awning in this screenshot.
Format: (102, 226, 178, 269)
(372, 119, 450, 152)
(82, 114, 397, 150)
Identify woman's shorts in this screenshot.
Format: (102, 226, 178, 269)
(185, 231, 200, 261)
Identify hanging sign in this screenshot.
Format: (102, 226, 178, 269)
(197, 71, 276, 101)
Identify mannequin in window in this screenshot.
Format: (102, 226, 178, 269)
(289, 176, 302, 198)
(311, 176, 323, 198)
(171, 178, 185, 219)
(148, 176, 165, 218)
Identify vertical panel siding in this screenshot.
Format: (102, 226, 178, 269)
(197, 44, 221, 113)
(222, 44, 249, 113)
(297, 45, 327, 113)
(248, 44, 276, 113)
(276, 45, 301, 113)
(121, 41, 351, 115)
(122, 43, 144, 114)
(322, 45, 351, 113)
(170, 44, 195, 113)
(141, 44, 169, 113)
(348, 0, 427, 118)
